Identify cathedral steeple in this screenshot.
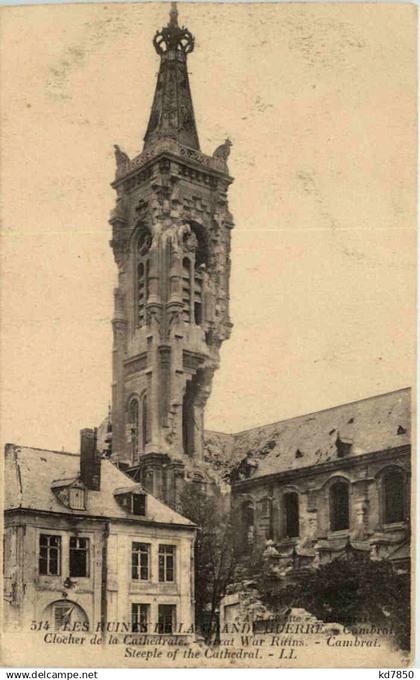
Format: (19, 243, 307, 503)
(144, 2, 200, 150)
(109, 4, 234, 508)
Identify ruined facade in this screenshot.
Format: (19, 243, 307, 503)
(109, 4, 234, 505)
(4, 431, 196, 634)
(221, 388, 411, 571)
(103, 7, 412, 576)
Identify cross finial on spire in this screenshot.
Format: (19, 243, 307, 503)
(169, 2, 178, 28)
(145, 3, 199, 150)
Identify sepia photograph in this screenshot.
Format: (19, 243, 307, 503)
(0, 0, 416, 669)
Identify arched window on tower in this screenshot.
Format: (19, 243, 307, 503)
(182, 257, 191, 324)
(136, 228, 151, 328)
(128, 398, 139, 462)
(193, 227, 207, 327)
(181, 223, 208, 328)
(141, 392, 150, 451)
(137, 262, 145, 326)
(182, 379, 195, 457)
(194, 266, 203, 325)
(383, 468, 406, 525)
(329, 480, 350, 532)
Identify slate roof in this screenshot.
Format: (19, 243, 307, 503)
(4, 444, 194, 527)
(204, 388, 411, 482)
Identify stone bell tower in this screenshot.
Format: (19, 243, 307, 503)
(109, 3, 234, 506)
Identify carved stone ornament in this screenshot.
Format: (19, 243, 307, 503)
(111, 238, 129, 269)
(168, 309, 181, 329)
(182, 225, 198, 252)
(153, 3, 194, 56)
(114, 144, 130, 177)
(146, 308, 161, 329)
(109, 194, 129, 224)
(115, 138, 229, 182)
(150, 221, 164, 249)
(212, 138, 232, 162)
(137, 229, 152, 256)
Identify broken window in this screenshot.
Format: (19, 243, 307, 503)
(69, 537, 89, 578)
(329, 481, 350, 532)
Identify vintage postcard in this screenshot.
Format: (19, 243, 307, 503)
(0, 1, 416, 668)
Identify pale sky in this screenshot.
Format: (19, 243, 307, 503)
(1, 2, 416, 453)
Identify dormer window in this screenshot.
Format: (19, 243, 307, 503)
(131, 493, 146, 516)
(114, 486, 147, 516)
(336, 434, 352, 458)
(69, 487, 86, 511)
(51, 479, 86, 511)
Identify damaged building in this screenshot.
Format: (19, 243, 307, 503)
(100, 5, 412, 574)
(3, 4, 412, 641)
(4, 429, 196, 634)
(207, 388, 411, 571)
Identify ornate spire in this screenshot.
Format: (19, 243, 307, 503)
(143, 2, 200, 150)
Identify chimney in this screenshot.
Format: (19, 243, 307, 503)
(80, 428, 101, 490)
